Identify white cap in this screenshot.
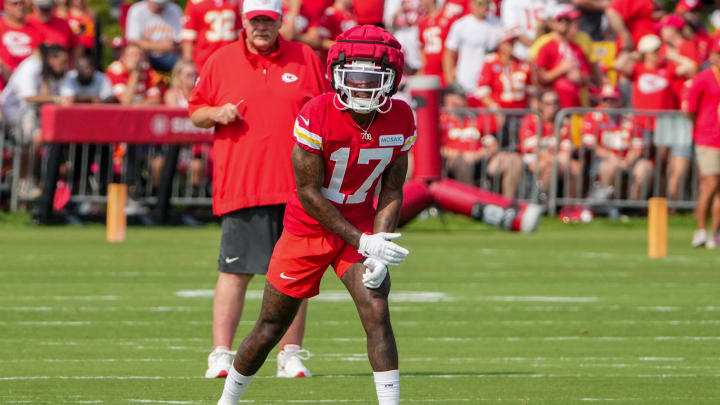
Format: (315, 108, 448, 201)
(243, 0, 282, 21)
(637, 34, 662, 53)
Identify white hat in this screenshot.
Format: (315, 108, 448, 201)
(243, 0, 282, 21)
(637, 34, 662, 53)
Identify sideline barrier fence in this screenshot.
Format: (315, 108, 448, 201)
(0, 95, 700, 223)
(549, 108, 696, 216)
(0, 105, 214, 223)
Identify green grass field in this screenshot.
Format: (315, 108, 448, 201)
(1, 213, 719, 404)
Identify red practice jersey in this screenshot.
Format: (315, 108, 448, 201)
(582, 109, 642, 158)
(535, 37, 591, 108)
(27, 14, 77, 49)
(518, 114, 571, 157)
(284, 93, 417, 236)
(105, 60, 160, 103)
(0, 18, 44, 72)
(440, 111, 497, 152)
(476, 52, 531, 108)
(417, 8, 457, 84)
(181, 0, 241, 71)
(684, 66, 720, 149)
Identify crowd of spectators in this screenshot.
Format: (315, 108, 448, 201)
(1, 0, 719, 208)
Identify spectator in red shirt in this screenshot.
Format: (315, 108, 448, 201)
(440, 83, 522, 199)
(606, 0, 662, 54)
(518, 89, 580, 198)
(476, 29, 532, 110)
(189, 0, 328, 380)
(280, 0, 322, 50)
(27, 0, 79, 59)
(535, 5, 597, 108)
(417, 0, 458, 86)
(684, 36, 720, 248)
(57, 0, 96, 51)
(676, 0, 711, 63)
(105, 43, 160, 105)
(582, 84, 653, 202)
(316, 0, 357, 64)
(0, 0, 44, 86)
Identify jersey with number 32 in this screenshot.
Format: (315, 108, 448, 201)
(180, 0, 240, 71)
(284, 93, 417, 236)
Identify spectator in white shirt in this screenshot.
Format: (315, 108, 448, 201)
(60, 55, 113, 104)
(125, 0, 182, 72)
(442, 0, 501, 93)
(0, 44, 68, 195)
(500, 0, 551, 60)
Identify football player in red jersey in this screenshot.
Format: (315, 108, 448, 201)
(215, 26, 412, 405)
(180, 0, 241, 72)
(581, 85, 653, 202)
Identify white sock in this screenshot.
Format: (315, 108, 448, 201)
(217, 366, 254, 405)
(373, 369, 399, 405)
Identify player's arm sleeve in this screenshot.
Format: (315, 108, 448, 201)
(180, 3, 198, 42)
(683, 76, 702, 115)
(98, 74, 114, 101)
(444, 20, 461, 51)
(125, 6, 142, 40)
(400, 104, 417, 154)
(500, 0, 520, 30)
(187, 59, 216, 116)
(59, 75, 76, 98)
(293, 103, 323, 154)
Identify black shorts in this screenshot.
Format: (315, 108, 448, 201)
(217, 205, 285, 274)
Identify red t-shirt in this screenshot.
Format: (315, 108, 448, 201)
(582, 109, 642, 158)
(535, 37, 591, 108)
(353, 0, 384, 25)
(684, 66, 720, 149)
(284, 93, 416, 235)
(105, 59, 161, 102)
(608, 0, 657, 51)
(518, 114, 571, 157)
(27, 14, 77, 49)
(417, 8, 457, 84)
(282, 3, 319, 36)
(630, 62, 678, 110)
(188, 37, 329, 216)
(440, 112, 497, 152)
(476, 52, 531, 109)
(180, 0, 241, 72)
(0, 18, 44, 72)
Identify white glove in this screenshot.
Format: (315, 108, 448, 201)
(362, 257, 388, 289)
(358, 233, 409, 266)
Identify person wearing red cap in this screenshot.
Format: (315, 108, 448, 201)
(189, 0, 329, 379)
(683, 35, 720, 248)
(676, 0, 711, 63)
(582, 84, 653, 202)
(535, 4, 598, 108)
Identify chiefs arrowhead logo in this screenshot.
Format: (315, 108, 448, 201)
(637, 73, 669, 94)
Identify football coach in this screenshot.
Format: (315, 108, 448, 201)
(188, 0, 329, 379)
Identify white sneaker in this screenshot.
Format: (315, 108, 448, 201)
(205, 347, 234, 378)
(692, 229, 708, 248)
(276, 344, 311, 378)
(706, 233, 719, 249)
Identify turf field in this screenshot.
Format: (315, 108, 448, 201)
(1, 213, 719, 405)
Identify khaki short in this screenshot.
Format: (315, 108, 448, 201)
(696, 146, 720, 175)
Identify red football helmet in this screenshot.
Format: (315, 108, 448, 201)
(326, 25, 405, 113)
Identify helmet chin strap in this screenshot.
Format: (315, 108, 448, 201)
(333, 93, 393, 114)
